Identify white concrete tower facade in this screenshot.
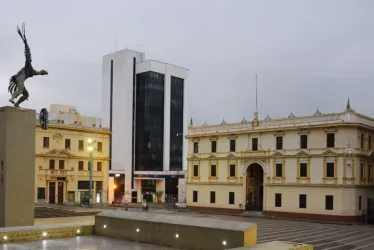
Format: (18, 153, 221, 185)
(102, 49, 188, 203)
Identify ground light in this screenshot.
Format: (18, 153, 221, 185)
(103, 225, 106, 228)
(222, 240, 227, 246)
(76, 229, 80, 234)
(3, 236, 7, 240)
(175, 233, 179, 238)
(136, 228, 140, 232)
(42, 232, 47, 237)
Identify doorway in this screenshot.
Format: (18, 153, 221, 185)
(245, 163, 264, 211)
(49, 182, 56, 204)
(57, 182, 64, 204)
(141, 180, 156, 203)
(165, 178, 179, 204)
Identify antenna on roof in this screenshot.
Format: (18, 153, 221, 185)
(255, 73, 258, 114)
(115, 32, 117, 52)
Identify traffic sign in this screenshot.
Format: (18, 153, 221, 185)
(39, 108, 48, 130)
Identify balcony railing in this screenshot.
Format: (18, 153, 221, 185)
(38, 168, 74, 177)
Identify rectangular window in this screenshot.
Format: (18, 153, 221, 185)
(97, 142, 103, 152)
(325, 195, 334, 210)
(369, 164, 372, 179)
(326, 163, 335, 178)
(275, 163, 283, 177)
(193, 191, 198, 202)
(65, 139, 71, 150)
(96, 181, 103, 191)
(369, 135, 372, 150)
(359, 196, 362, 210)
(211, 141, 217, 153)
(49, 159, 55, 169)
(58, 160, 65, 170)
(276, 136, 283, 150)
(229, 164, 236, 177)
(97, 162, 102, 171)
(361, 163, 364, 178)
(78, 161, 84, 171)
(43, 137, 49, 148)
(68, 191, 75, 202)
(300, 134, 308, 149)
(169, 76, 184, 171)
(229, 192, 235, 205)
(193, 165, 199, 177)
(275, 193, 282, 207)
(299, 194, 307, 209)
(327, 133, 335, 148)
(252, 138, 258, 151)
(193, 142, 199, 153)
(230, 140, 236, 152)
(210, 165, 217, 177)
(78, 140, 84, 151)
(37, 187, 46, 200)
(361, 134, 364, 149)
(299, 163, 307, 178)
(210, 191, 215, 204)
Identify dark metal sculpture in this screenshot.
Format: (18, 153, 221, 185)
(8, 23, 48, 107)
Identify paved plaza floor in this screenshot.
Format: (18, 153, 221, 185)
(0, 236, 178, 250)
(183, 213, 374, 250)
(4, 209, 374, 250)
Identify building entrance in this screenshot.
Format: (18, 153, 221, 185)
(245, 163, 264, 211)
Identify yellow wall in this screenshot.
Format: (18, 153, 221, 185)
(35, 123, 110, 204)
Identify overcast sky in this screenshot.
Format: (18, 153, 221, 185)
(1, 0, 373, 126)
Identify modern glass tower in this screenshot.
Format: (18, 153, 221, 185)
(102, 49, 188, 203)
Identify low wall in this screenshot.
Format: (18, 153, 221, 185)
(0, 222, 93, 243)
(230, 241, 313, 250)
(95, 210, 257, 250)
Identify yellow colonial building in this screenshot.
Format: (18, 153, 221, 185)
(186, 102, 374, 223)
(34, 105, 111, 205)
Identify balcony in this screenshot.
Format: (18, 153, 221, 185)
(38, 168, 74, 177)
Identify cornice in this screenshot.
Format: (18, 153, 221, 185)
(36, 124, 111, 135)
(187, 123, 372, 139)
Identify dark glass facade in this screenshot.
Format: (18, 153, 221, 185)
(135, 71, 165, 171)
(169, 76, 184, 171)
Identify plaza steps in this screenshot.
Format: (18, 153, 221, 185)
(34, 206, 100, 219)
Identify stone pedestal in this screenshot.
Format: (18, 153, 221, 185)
(0, 107, 35, 227)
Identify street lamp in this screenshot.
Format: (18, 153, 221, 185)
(87, 138, 96, 208)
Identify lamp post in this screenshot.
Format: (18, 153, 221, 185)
(87, 138, 95, 208)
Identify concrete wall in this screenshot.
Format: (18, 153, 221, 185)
(0, 222, 93, 243)
(0, 107, 35, 227)
(95, 210, 257, 250)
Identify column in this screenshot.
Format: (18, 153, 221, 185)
(0, 107, 36, 227)
(163, 70, 171, 171)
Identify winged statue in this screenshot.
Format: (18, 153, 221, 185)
(8, 23, 48, 107)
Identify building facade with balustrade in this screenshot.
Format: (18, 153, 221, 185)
(186, 102, 374, 222)
(35, 112, 110, 205)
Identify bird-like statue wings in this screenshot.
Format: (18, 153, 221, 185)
(17, 23, 32, 70)
(8, 23, 33, 94)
